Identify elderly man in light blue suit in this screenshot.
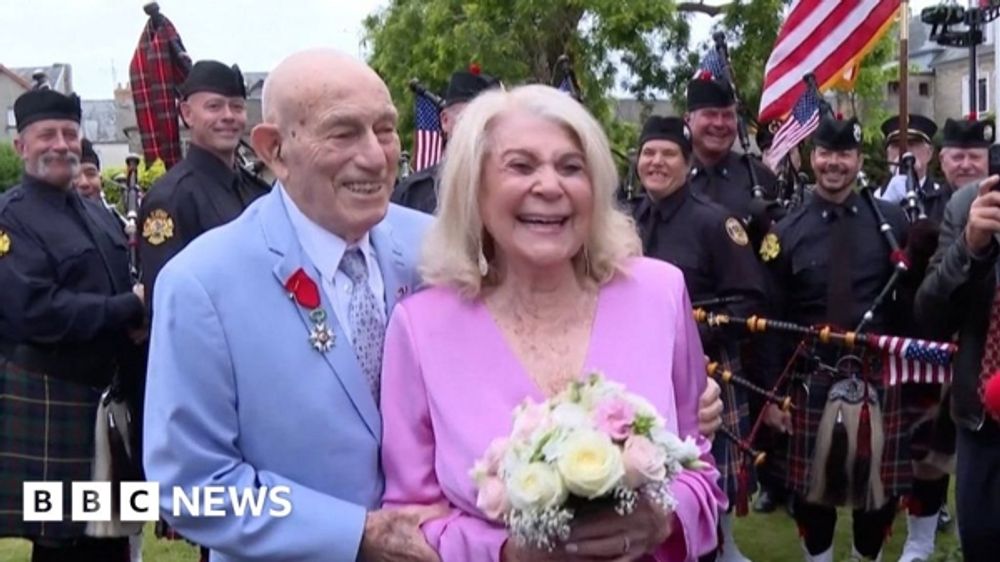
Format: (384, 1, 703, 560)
(143, 49, 445, 562)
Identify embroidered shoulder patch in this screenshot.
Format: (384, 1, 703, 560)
(0, 229, 10, 257)
(725, 217, 749, 247)
(759, 232, 780, 262)
(142, 209, 175, 246)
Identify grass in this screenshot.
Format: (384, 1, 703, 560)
(0, 500, 962, 561)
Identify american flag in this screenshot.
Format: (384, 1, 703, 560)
(763, 86, 821, 170)
(758, 0, 900, 123)
(413, 95, 443, 172)
(698, 48, 729, 82)
(873, 335, 956, 386)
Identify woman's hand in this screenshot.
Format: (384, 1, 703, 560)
(562, 497, 674, 560)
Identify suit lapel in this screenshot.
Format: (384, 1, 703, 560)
(262, 189, 382, 441)
(370, 218, 411, 315)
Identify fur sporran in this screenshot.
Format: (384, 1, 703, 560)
(807, 376, 886, 510)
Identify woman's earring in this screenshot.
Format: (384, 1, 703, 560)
(478, 248, 489, 277)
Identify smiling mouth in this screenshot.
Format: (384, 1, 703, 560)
(517, 214, 570, 230)
(343, 181, 383, 195)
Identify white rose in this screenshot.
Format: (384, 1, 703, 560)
(505, 462, 568, 511)
(551, 402, 590, 429)
(555, 430, 625, 499)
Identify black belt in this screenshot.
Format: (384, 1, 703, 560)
(0, 341, 114, 388)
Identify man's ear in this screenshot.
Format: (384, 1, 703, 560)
(250, 123, 287, 179)
(13, 133, 24, 157)
(179, 100, 193, 129)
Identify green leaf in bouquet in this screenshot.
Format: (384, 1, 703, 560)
(631, 414, 656, 437)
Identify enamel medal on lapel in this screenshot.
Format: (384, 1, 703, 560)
(308, 309, 335, 353)
(284, 267, 335, 354)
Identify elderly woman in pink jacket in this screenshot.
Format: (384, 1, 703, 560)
(380, 85, 726, 562)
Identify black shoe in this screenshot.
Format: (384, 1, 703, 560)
(937, 506, 953, 532)
(753, 489, 777, 513)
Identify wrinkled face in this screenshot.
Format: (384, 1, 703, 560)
(74, 162, 102, 199)
(14, 119, 82, 187)
(280, 77, 400, 243)
(939, 147, 988, 187)
(440, 101, 468, 138)
(886, 138, 933, 178)
(181, 92, 247, 155)
(811, 146, 862, 197)
(479, 110, 593, 274)
(637, 139, 689, 200)
(687, 106, 737, 157)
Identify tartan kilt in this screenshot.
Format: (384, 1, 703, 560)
(901, 383, 956, 477)
(708, 345, 754, 502)
(0, 358, 100, 539)
(779, 356, 912, 504)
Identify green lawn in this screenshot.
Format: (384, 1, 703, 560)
(0, 505, 962, 561)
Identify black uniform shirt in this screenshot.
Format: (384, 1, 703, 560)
(138, 144, 270, 305)
(690, 151, 779, 222)
(391, 163, 438, 214)
(633, 183, 767, 318)
(0, 175, 143, 385)
(760, 190, 909, 384)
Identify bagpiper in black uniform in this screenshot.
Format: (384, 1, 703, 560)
(760, 116, 912, 562)
(76, 138, 128, 235)
(632, 115, 766, 562)
(685, 75, 779, 249)
(139, 60, 271, 309)
(878, 114, 953, 224)
(137, 59, 269, 556)
(0, 88, 143, 561)
(391, 67, 500, 214)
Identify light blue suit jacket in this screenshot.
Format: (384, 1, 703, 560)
(143, 187, 431, 561)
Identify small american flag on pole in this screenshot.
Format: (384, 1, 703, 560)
(763, 86, 821, 170)
(874, 336, 956, 386)
(698, 48, 729, 82)
(413, 95, 443, 172)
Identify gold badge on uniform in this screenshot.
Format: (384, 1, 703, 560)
(725, 217, 749, 247)
(142, 209, 175, 246)
(760, 232, 780, 262)
(0, 229, 10, 257)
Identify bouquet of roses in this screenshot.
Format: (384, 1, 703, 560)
(470, 372, 709, 550)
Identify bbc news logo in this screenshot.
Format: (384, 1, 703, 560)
(23, 482, 292, 522)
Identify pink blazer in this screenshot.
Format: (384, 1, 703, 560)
(381, 257, 725, 561)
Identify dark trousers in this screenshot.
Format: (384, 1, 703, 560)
(32, 537, 129, 562)
(792, 497, 897, 558)
(956, 420, 1000, 562)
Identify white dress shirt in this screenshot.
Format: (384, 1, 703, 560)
(280, 185, 386, 344)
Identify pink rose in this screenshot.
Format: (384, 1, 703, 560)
(483, 437, 510, 476)
(476, 476, 510, 520)
(592, 398, 636, 441)
(513, 401, 549, 440)
(622, 435, 668, 488)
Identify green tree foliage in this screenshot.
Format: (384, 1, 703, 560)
(0, 143, 23, 193)
(363, 0, 696, 154)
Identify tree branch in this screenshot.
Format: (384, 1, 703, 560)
(677, 2, 730, 17)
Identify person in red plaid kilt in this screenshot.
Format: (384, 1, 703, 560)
(758, 116, 914, 562)
(0, 89, 145, 562)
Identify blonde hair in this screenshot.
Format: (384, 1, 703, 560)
(420, 84, 641, 298)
